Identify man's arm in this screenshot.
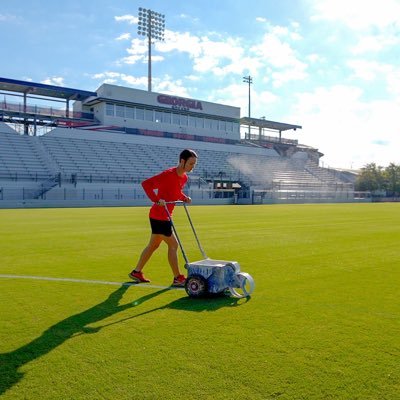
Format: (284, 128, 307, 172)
(141, 172, 163, 203)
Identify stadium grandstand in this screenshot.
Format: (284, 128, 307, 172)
(0, 76, 360, 208)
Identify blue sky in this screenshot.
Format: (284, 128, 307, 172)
(1, 0, 400, 169)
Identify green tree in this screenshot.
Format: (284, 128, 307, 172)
(355, 163, 385, 192)
(383, 163, 400, 196)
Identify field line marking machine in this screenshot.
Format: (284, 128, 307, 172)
(164, 201, 255, 298)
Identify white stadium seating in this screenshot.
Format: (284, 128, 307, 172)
(0, 126, 354, 207)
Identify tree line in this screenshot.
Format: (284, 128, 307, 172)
(355, 163, 400, 196)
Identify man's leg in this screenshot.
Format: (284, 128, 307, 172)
(162, 233, 180, 277)
(135, 234, 163, 272)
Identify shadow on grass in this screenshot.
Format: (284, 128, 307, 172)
(0, 283, 249, 395)
(97, 288, 250, 329)
(0, 284, 168, 395)
(156, 291, 250, 312)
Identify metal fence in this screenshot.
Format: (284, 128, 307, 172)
(0, 187, 236, 202)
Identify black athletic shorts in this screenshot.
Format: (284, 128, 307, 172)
(149, 218, 173, 237)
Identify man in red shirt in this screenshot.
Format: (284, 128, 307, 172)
(129, 149, 198, 286)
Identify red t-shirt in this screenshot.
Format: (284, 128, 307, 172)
(141, 167, 189, 220)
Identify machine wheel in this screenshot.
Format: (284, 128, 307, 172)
(185, 274, 208, 298)
(229, 272, 255, 298)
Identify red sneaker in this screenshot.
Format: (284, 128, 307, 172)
(172, 274, 186, 287)
(128, 270, 150, 283)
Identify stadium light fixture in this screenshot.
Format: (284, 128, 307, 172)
(137, 7, 165, 92)
(243, 75, 253, 139)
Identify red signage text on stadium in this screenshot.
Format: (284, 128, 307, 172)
(157, 95, 203, 111)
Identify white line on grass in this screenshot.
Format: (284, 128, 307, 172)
(0, 274, 184, 290)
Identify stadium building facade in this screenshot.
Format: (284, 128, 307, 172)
(0, 77, 361, 208)
(78, 83, 241, 143)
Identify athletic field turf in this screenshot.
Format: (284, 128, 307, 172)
(0, 203, 399, 399)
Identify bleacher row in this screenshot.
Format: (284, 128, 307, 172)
(0, 131, 51, 180)
(0, 128, 349, 196)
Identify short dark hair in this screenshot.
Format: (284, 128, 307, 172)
(179, 149, 198, 162)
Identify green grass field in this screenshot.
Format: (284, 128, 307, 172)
(1, 203, 399, 399)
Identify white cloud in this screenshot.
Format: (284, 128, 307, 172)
(249, 31, 308, 86)
(158, 30, 245, 75)
(185, 74, 201, 81)
(120, 75, 148, 87)
(194, 37, 244, 73)
(116, 33, 131, 41)
(346, 60, 400, 96)
(154, 76, 189, 97)
(250, 32, 302, 69)
(91, 72, 148, 88)
(386, 69, 400, 96)
(347, 60, 392, 81)
(239, 57, 264, 77)
(0, 13, 19, 22)
(291, 85, 400, 168)
(310, 0, 400, 30)
(351, 33, 400, 54)
(307, 53, 324, 63)
(351, 36, 385, 54)
(310, 0, 400, 67)
(118, 38, 147, 65)
(114, 15, 138, 25)
(309, 0, 400, 60)
(211, 83, 247, 108)
(92, 71, 190, 96)
(178, 13, 199, 23)
(158, 30, 202, 57)
(249, 90, 278, 117)
(41, 77, 65, 86)
(271, 66, 307, 88)
(270, 25, 291, 37)
(117, 19, 307, 91)
(92, 72, 121, 80)
(271, 23, 302, 41)
(208, 82, 277, 119)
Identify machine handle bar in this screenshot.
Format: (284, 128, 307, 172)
(163, 201, 207, 263)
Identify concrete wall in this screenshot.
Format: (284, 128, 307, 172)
(0, 198, 233, 209)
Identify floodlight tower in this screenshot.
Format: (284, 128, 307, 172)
(243, 75, 253, 139)
(137, 7, 165, 92)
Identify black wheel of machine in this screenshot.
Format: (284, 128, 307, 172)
(185, 274, 208, 298)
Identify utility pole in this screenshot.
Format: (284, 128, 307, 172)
(243, 75, 253, 139)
